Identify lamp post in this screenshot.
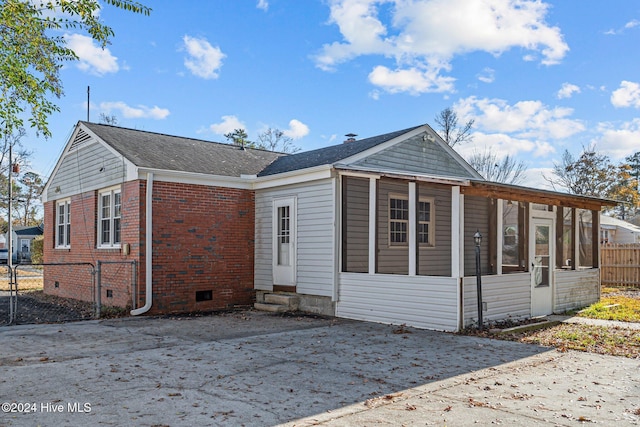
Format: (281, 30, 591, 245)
(474, 230, 483, 330)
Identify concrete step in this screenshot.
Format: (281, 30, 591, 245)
(264, 293, 299, 309)
(254, 302, 290, 313)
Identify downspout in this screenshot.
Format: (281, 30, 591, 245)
(131, 172, 153, 315)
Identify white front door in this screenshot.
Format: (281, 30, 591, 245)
(273, 198, 296, 286)
(530, 218, 553, 316)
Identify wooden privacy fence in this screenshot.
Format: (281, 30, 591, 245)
(601, 244, 640, 288)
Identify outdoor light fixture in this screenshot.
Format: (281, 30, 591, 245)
(474, 230, 482, 246)
(474, 230, 483, 330)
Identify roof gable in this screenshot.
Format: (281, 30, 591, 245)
(258, 126, 422, 176)
(258, 124, 481, 179)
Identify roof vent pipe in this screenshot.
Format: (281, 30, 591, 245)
(344, 133, 357, 143)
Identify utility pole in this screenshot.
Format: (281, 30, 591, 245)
(7, 140, 12, 271)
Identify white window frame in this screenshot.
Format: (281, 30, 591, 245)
(388, 194, 435, 247)
(98, 186, 122, 248)
(55, 199, 71, 249)
(389, 194, 409, 246)
(418, 197, 435, 247)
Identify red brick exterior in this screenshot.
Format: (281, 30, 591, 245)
(44, 180, 256, 315)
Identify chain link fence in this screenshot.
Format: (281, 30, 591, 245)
(0, 261, 135, 326)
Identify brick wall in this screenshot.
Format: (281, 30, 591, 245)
(43, 179, 256, 315)
(43, 181, 141, 308)
(149, 181, 255, 314)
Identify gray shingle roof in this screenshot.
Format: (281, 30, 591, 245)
(81, 121, 285, 177)
(257, 125, 423, 176)
(14, 225, 44, 236)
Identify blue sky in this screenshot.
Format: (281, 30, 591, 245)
(27, 0, 640, 190)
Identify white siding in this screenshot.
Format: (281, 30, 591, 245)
(255, 179, 336, 297)
(337, 273, 459, 331)
(47, 140, 126, 201)
(554, 269, 600, 312)
(463, 273, 530, 327)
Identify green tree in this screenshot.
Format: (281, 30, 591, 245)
(434, 107, 474, 147)
(545, 146, 617, 198)
(16, 171, 43, 225)
(0, 0, 150, 138)
(256, 127, 300, 153)
(609, 153, 640, 219)
(224, 128, 254, 149)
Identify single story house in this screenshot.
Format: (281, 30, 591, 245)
(42, 121, 615, 331)
(600, 215, 640, 244)
(9, 224, 44, 263)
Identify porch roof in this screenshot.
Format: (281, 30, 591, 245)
(335, 164, 617, 210)
(463, 180, 617, 211)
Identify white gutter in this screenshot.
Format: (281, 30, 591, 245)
(131, 172, 154, 315)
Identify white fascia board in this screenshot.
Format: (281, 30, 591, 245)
(335, 164, 470, 186)
(339, 125, 429, 165)
(137, 168, 253, 189)
(252, 164, 334, 189)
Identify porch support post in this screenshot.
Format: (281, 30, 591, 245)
(368, 177, 377, 275)
(452, 186, 464, 331)
(408, 181, 417, 276)
(573, 209, 579, 269)
(451, 186, 462, 278)
(496, 199, 503, 275)
(592, 210, 600, 268)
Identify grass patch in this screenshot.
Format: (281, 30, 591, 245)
(520, 324, 640, 358)
(578, 288, 640, 322)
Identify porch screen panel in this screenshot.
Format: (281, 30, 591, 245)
(557, 207, 573, 269)
(501, 200, 526, 273)
(342, 177, 369, 273)
(578, 209, 593, 267)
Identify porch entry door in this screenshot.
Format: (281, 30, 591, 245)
(530, 217, 553, 316)
(272, 198, 296, 286)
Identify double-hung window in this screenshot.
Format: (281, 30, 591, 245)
(389, 195, 435, 247)
(56, 199, 71, 248)
(98, 187, 121, 248)
(389, 197, 409, 245)
(418, 199, 434, 246)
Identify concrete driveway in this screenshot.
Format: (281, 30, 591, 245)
(0, 311, 638, 426)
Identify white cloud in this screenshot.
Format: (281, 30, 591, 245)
(455, 96, 585, 140)
(556, 82, 580, 99)
(99, 101, 170, 119)
(477, 68, 495, 84)
(315, 0, 568, 94)
(182, 35, 225, 79)
(257, 0, 269, 11)
(368, 65, 455, 94)
(595, 119, 640, 160)
(209, 115, 245, 135)
(523, 167, 555, 191)
(457, 131, 554, 161)
(64, 33, 118, 75)
(625, 19, 640, 29)
(283, 119, 310, 139)
(605, 19, 640, 35)
(611, 81, 640, 108)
